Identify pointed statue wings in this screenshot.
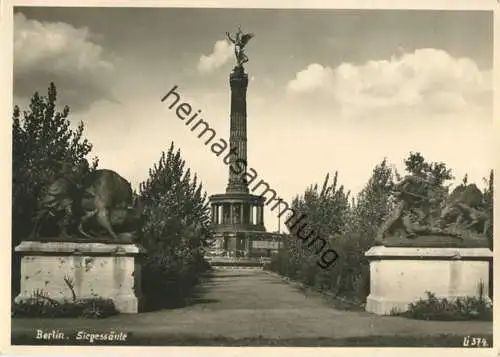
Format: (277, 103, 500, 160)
(240, 33, 254, 47)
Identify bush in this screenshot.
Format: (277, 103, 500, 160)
(12, 297, 118, 319)
(139, 143, 213, 310)
(394, 291, 492, 321)
(141, 250, 210, 309)
(267, 161, 392, 301)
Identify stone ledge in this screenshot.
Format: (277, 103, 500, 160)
(366, 295, 411, 315)
(366, 246, 492, 260)
(15, 240, 146, 255)
(113, 294, 142, 314)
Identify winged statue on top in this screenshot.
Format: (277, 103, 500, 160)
(226, 26, 254, 67)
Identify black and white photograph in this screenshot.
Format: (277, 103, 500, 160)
(5, 1, 496, 351)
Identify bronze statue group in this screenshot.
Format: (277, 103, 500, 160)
(376, 173, 492, 246)
(30, 160, 143, 242)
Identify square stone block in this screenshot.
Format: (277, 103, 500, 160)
(14, 241, 146, 313)
(365, 246, 492, 315)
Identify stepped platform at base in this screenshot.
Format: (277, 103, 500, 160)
(205, 256, 271, 268)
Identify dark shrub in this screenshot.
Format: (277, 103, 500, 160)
(138, 144, 213, 311)
(394, 291, 492, 321)
(12, 297, 118, 318)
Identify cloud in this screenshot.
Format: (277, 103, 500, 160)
(287, 63, 334, 93)
(286, 49, 491, 120)
(14, 12, 117, 112)
(197, 40, 233, 74)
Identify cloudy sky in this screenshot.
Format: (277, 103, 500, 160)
(13, 7, 493, 232)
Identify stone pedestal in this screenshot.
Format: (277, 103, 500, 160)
(14, 241, 146, 313)
(365, 246, 492, 315)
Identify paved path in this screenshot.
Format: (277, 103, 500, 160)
(13, 268, 492, 341)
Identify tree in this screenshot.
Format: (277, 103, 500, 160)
(138, 142, 212, 309)
(404, 151, 453, 186)
(402, 152, 453, 218)
(349, 158, 395, 241)
(331, 159, 395, 298)
(12, 82, 98, 297)
(483, 169, 493, 298)
(269, 159, 396, 301)
(13, 83, 98, 242)
(276, 172, 351, 287)
(483, 170, 493, 249)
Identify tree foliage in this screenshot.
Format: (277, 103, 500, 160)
(320, 159, 394, 296)
(403, 151, 453, 186)
(138, 142, 213, 309)
(291, 172, 351, 237)
(271, 172, 351, 287)
(398, 152, 454, 224)
(483, 170, 494, 249)
(12, 82, 98, 244)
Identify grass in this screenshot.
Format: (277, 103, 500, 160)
(12, 297, 118, 319)
(392, 291, 493, 321)
(266, 271, 365, 312)
(11, 333, 493, 347)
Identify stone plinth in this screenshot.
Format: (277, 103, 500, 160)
(365, 246, 492, 315)
(14, 240, 146, 313)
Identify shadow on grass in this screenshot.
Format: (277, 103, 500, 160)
(184, 297, 219, 305)
(277, 277, 366, 312)
(154, 285, 220, 310)
(142, 271, 220, 312)
(11, 333, 493, 347)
